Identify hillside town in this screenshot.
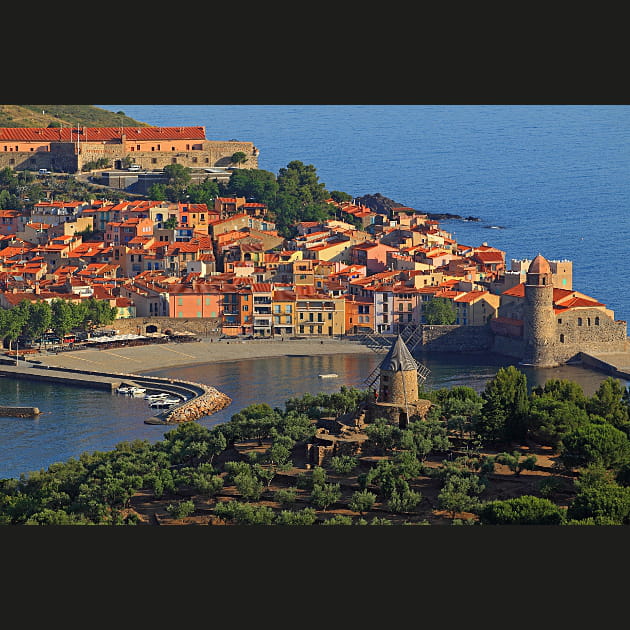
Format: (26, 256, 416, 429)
(0, 124, 626, 368)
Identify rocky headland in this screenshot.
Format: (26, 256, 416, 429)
(354, 192, 480, 222)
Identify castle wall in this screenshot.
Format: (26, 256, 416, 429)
(492, 334, 526, 359)
(0, 140, 258, 174)
(415, 324, 494, 352)
(552, 307, 627, 363)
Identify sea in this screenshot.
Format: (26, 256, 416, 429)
(1, 104, 629, 480)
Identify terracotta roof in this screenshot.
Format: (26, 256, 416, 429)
(0, 126, 206, 142)
(528, 254, 551, 274)
(454, 290, 488, 303)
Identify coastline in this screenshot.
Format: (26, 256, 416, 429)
(27, 337, 378, 375)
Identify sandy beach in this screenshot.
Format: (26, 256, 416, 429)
(27, 337, 378, 374)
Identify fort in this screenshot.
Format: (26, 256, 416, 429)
(490, 254, 628, 367)
(0, 126, 259, 174)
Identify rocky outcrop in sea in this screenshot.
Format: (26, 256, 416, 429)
(353, 193, 480, 222)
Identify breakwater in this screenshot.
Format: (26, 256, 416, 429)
(0, 406, 40, 418)
(0, 362, 231, 425)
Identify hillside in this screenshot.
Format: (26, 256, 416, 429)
(0, 105, 148, 128)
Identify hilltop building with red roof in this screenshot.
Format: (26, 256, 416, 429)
(0, 126, 259, 174)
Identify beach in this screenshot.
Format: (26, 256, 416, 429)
(27, 337, 378, 374)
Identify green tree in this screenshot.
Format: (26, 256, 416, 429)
(329, 190, 353, 203)
(587, 377, 630, 432)
(233, 471, 264, 502)
(148, 183, 168, 201)
(566, 483, 630, 524)
(166, 499, 195, 519)
(274, 508, 317, 525)
(214, 500, 274, 525)
(437, 474, 485, 519)
(227, 168, 278, 207)
(527, 395, 591, 449)
(231, 151, 248, 166)
(477, 495, 566, 525)
(495, 451, 538, 475)
(559, 422, 630, 471)
(163, 215, 178, 229)
(187, 179, 220, 205)
(348, 489, 377, 515)
(50, 299, 77, 338)
(423, 297, 456, 325)
(474, 365, 529, 444)
(310, 482, 341, 511)
(322, 514, 354, 525)
(387, 486, 422, 514)
(274, 487, 298, 508)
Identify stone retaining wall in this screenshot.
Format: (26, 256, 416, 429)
(416, 324, 494, 352)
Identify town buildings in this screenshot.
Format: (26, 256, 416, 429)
(0, 149, 626, 367)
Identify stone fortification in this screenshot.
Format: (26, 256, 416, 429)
(0, 126, 259, 174)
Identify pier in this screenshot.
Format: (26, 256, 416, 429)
(0, 362, 231, 425)
(577, 350, 630, 381)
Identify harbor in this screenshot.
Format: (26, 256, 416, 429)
(0, 360, 231, 425)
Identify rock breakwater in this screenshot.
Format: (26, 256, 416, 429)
(162, 384, 232, 424)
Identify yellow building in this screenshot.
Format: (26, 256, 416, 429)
(453, 290, 500, 325)
(271, 288, 296, 337)
(294, 288, 345, 336)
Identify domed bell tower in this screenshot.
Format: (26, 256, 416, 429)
(522, 254, 558, 367)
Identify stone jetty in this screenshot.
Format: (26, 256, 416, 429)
(146, 383, 231, 425)
(0, 362, 232, 425)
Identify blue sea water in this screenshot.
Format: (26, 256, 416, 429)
(1, 104, 629, 480)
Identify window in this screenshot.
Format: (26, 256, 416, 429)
(560, 334, 565, 343)
(177, 297, 183, 306)
(578, 317, 582, 326)
(558, 318, 562, 324)
(197, 312, 201, 318)
(595, 317, 600, 325)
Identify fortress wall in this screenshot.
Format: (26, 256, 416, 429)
(1, 140, 258, 173)
(109, 316, 222, 336)
(492, 335, 525, 359)
(417, 324, 494, 352)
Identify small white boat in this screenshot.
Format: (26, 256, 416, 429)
(144, 392, 170, 401)
(117, 386, 133, 394)
(127, 387, 147, 396)
(318, 373, 338, 379)
(149, 397, 181, 408)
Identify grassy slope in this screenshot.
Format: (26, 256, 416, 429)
(0, 105, 148, 128)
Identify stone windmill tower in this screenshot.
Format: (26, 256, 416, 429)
(364, 335, 431, 428)
(522, 253, 559, 367)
